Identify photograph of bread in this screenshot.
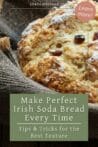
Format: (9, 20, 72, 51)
(0, 0, 98, 145)
(18, 0, 98, 103)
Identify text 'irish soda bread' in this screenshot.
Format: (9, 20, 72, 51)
(18, 0, 98, 103)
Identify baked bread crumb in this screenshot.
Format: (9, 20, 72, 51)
(18, 0, 98, 103)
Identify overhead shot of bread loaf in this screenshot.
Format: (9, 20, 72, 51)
(18, 0, 98, 103)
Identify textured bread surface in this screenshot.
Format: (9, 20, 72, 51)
(18, 0, 98, 103)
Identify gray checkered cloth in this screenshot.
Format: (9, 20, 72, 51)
(0, 51, 52, 93)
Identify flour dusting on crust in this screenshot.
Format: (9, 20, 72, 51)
(18, 0, 98, 103)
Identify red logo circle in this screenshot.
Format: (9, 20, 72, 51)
(75, 1, 96, 22)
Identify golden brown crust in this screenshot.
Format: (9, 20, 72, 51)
(18, 0, 98, 103)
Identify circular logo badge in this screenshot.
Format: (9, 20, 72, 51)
(75, 1, 96, 22)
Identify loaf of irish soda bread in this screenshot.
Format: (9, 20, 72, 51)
(18, 0, 98, 103)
